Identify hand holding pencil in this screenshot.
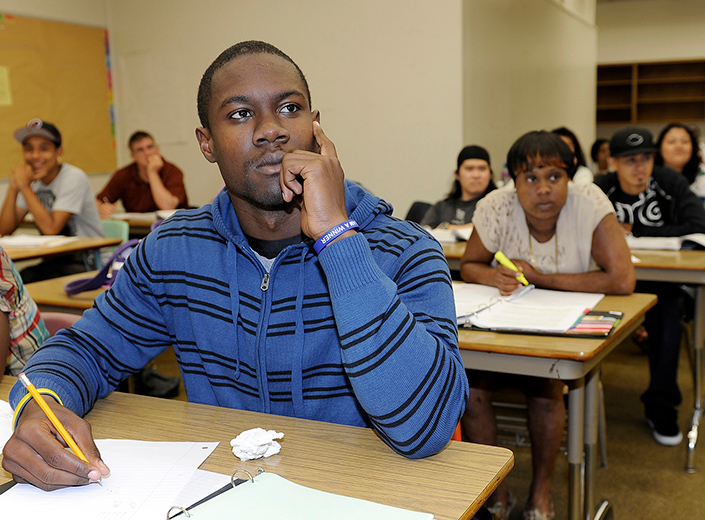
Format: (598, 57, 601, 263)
(1, 374, 110, 491)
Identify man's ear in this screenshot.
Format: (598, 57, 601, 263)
(312, 110, 320, 124)
(195, 127, 216, 163)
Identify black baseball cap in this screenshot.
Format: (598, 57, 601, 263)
(14, 118, 62, 147)
(457, 145, 491, 169)
(609, 127, 657, 158)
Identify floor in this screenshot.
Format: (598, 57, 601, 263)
(496, 336, 704, 520)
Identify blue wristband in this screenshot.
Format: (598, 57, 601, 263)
(313, 219, 359, 254)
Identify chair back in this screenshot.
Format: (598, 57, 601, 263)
(405, 201, 431, 224)
(101, 220, 130, 245)
(41, 312, 81, 337)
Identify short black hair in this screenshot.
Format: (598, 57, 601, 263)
(197, 40, 311, 130)
(128, 131, 153, 150)
(506, 130, 577, 180)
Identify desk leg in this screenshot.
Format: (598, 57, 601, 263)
(568, 377, 585, 520)
(686, 285, 704, 473)
(585, 367, 611, 520)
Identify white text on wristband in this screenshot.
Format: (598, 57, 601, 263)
(313, 220, 359, 254)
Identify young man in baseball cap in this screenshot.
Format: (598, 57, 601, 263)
(0, 119, 105, 282)
(595, 126, 705, 446)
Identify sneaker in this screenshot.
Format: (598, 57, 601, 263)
(647, 417, 683, 446)
(523, 498, 554, 520)
(486, 491, 516, 520)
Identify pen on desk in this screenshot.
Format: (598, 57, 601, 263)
(494, 251, 529, 286)
(18, 373, 89, 463)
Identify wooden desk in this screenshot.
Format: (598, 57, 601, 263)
(4, 237, 121, 262)
(458, 293, 657, 520)
(25, 270, 102, 312)
(630, 249, 705, 472)
(0, 378, 513, 520)
(443, 241, 465, 271)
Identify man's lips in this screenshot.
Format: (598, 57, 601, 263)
(255, 153, 285, 174)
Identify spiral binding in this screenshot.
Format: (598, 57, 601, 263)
(166, 468, 265, 519)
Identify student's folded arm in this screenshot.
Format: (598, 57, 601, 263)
(318, 230, 468, 459)
(0, 188, 26, 236)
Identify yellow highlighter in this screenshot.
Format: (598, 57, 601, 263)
(494, 251, 529, 286)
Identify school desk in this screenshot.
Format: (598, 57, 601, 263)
(457, 292, 657, 520)
(630, 249, 705, 472)
(443, 241, 465, 271)
(0, 377, 513, 520)
(3, 237, 122, 262)
(25, 270, 102, 313)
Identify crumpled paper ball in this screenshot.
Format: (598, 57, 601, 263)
(230, 427, 284, 461)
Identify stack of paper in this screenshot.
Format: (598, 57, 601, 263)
(0, 235, 78, 248)
(626, 233, 705, 251)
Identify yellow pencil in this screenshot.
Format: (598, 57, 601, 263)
(18, 373, 89, 462)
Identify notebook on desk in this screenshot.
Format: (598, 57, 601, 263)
(168, 470, 434, 519)
(454, 282, 619, 337)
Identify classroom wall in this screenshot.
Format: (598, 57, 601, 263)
(595, 0, 705, 141)
(463, 0, 598, 179)
(105, 0, 465, 216)
(0, 0, 112, 203)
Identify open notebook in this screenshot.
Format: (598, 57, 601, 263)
(453, 282, 617, 336)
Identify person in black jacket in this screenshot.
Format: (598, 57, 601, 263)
(595, 126, 705, 447)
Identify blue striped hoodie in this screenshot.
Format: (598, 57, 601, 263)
(11, 182, 468, 458)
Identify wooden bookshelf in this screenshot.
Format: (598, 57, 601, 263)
(597, 60, 705, 124)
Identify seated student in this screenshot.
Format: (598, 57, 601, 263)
(590, 138, 611, 178)
(595, 127, 705, 447)
(655, 122, 705, 201)
(552, 126, 593, 184)
(97, 131, 189, 217)
(420, 145, 496, 230)
(460, 130, 634, 520)
(0, 119, 105, 283)
(0, 246, 50, 379)
(2, 40, 469, 490)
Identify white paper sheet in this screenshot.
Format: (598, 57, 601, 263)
(0, 439, 218, 519)
(0, 399, 12, 451)
(0, 235, 78, 248)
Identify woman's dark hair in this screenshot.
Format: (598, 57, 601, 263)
(590, 138, 609, 162)
(552, 126, 587, 167)
(506, 131, 577, 180)
(655, 123, 702, 185)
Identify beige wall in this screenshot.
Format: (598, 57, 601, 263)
(595, 0, 705, 140)
(463, 0, 597, 180)
(105, 0, 464, 215)
(1, 0, 600, 216)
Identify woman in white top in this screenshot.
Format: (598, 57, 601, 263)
(460, 131, 634, 520)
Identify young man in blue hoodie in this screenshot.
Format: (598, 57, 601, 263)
(3, 41, 468, 490)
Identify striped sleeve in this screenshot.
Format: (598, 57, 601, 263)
(318, 226, 468, 458)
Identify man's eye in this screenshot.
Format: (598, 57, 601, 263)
(279, 103, 300, 114)
(230, 109, 251, 120)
